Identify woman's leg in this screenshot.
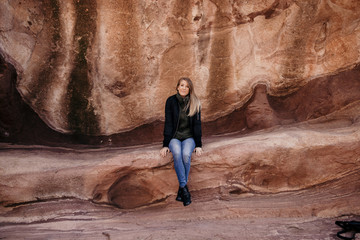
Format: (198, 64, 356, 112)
(181, 138, 195, 184)
(169, 138, 186, 187)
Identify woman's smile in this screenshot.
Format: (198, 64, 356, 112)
(177, 80, 190, 97)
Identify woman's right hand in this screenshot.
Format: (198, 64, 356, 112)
(160, 147, 170, 157)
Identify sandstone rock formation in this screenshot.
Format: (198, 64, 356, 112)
(0, 198, 357, 239)
(0, 105, 360, 238)
(1, 0, 360, 142)
(1, 1, 360, 238)
(1, 100, 359, 209)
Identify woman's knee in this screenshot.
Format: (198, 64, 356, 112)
(182, 151, 192, 163)
(172, 151, 182, 162)
(169, 139, 180, 149)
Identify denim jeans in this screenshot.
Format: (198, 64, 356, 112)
(169, 138, 195, 188)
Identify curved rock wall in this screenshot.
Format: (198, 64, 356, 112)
(1, 0, 360, 139)
(1, 103, 359, 209)
(1, 0, 360, 217)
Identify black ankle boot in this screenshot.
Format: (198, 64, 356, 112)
(176, 187, 182, 202)
(181, 185, 191, 206)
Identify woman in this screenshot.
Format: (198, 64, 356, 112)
(160, 77, 203, 206)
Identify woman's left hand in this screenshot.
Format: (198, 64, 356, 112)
(194, 147, 203, 156)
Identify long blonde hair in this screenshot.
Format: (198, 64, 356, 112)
(176, 77, 201, 117)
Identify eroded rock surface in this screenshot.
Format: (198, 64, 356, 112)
(1, 1, 360, 238)
(0, 199, 358, 239)
(1, 100, 359, 209)
(0, 110, 359, 238)
(0, 0, 360, 139)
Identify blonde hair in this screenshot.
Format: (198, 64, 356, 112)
(176, 77, 201, 117)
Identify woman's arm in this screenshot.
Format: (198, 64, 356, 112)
(163, 97, 174, 147)
(193, 111, 202, 148)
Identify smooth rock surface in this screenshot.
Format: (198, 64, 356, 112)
(1, 0, 360, 137)
(1, 100, 359, 209)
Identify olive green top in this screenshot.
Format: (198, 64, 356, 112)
(174, 93, 193, 141)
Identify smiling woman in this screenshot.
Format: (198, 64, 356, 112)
(177, 80, 189, 97)
(160, 77, 203, 206)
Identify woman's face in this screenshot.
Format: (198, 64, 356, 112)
(177, 80, 190, 97)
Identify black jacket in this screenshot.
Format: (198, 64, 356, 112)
(163, 94, 202, 148)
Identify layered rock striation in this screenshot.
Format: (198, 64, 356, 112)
(0, 1, 360, 235)
(0, 0, 360, 143)
(1, 100, 359, 209)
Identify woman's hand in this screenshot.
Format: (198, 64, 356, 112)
(160, 147, 170, 157)
(194, 147, 203, 156)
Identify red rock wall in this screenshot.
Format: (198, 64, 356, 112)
(1, 0, 360, 146)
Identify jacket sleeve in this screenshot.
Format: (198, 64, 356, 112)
(193, 110, 202, 148)
(163, 97, 173, 147)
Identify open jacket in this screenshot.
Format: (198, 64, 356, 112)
(162, 94, 202, 148)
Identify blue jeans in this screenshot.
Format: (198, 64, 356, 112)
(169, 138, 195, 188)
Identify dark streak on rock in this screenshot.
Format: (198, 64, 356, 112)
(231, 0, 294, 26)
(0, 217, 95, 227)
(67, 0, 99, 136)
(268, 64, 360, 122)
(1, 59, 360, 147)
(4, 196, 77, 208)
(102, 232, 111, 240)
(0, 55, 23, 139)
(247, 0, 293, 22)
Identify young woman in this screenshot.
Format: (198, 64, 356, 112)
(160, 77, 203, 206)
